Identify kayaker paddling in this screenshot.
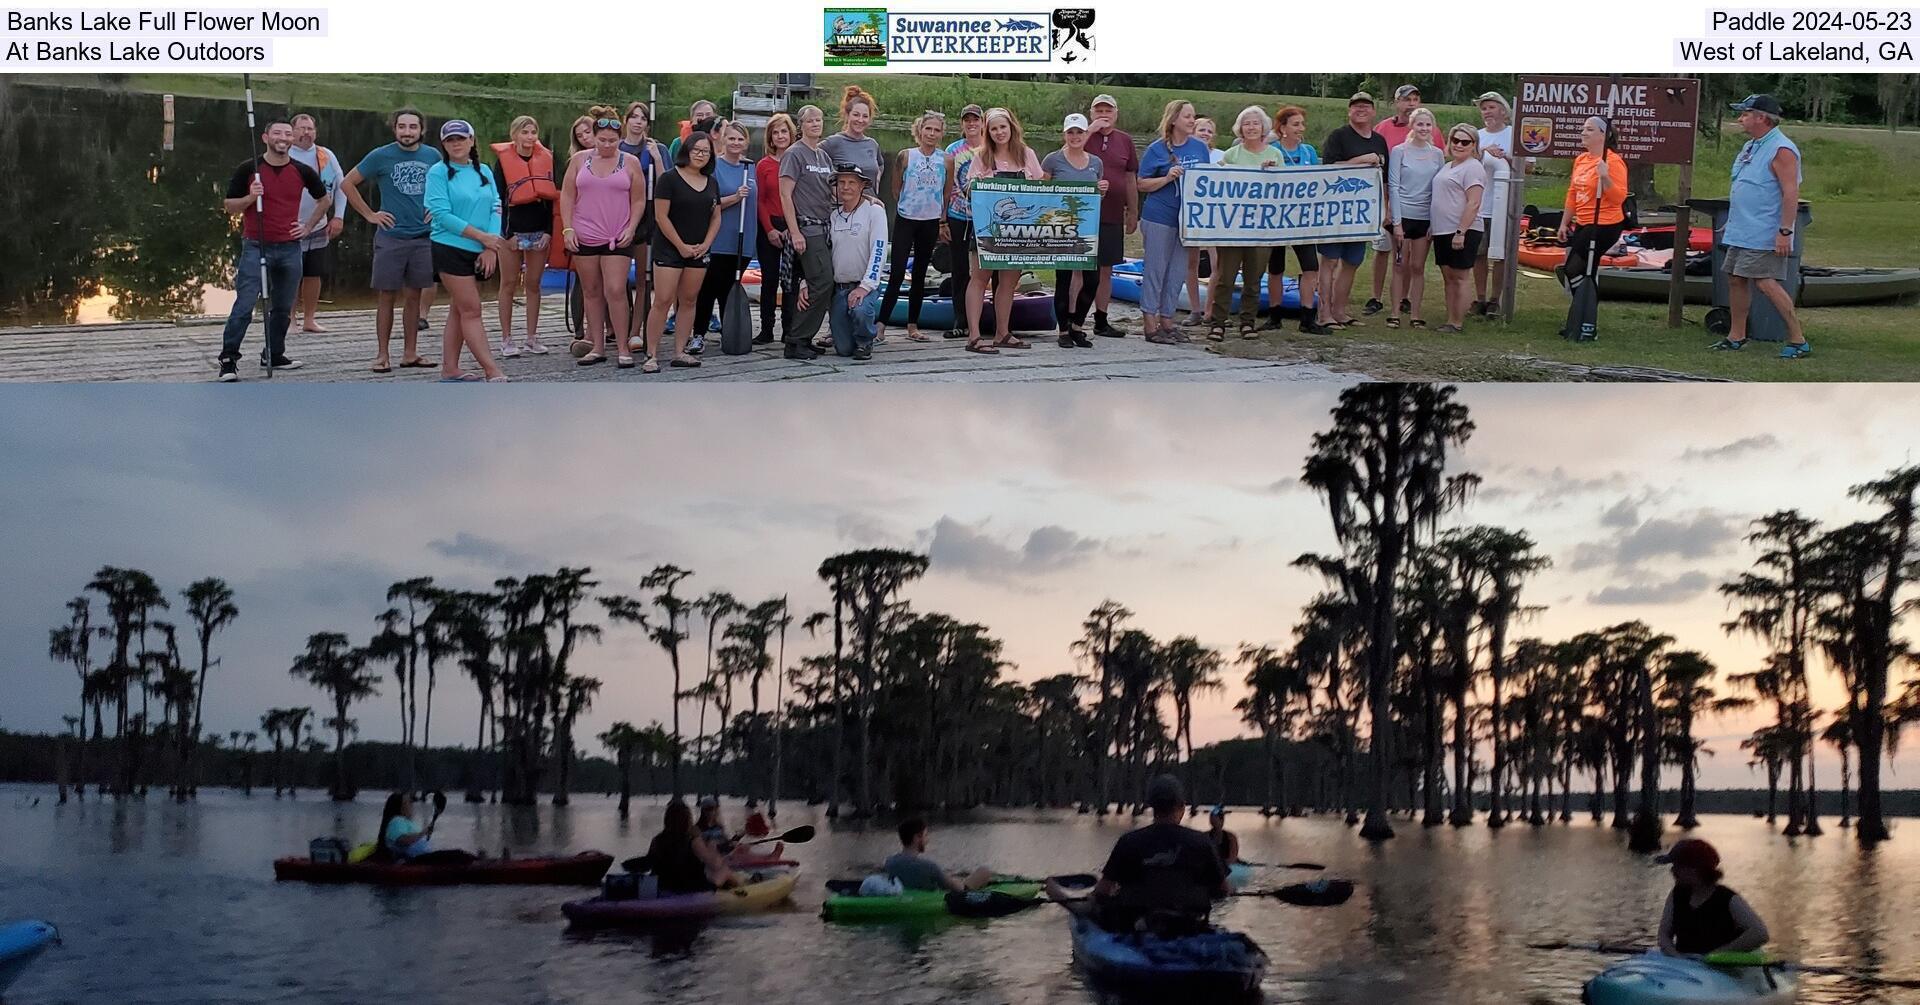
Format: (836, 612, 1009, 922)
(1205, 805, 1241, 867)
(1046, 774, 1229, 932)
(695, 795, 736, 855)
(647, 798, 742, 893)
(1656, 839, 1770, 957)
(886, 818, 995, 893)
(376, 792, 476, 865)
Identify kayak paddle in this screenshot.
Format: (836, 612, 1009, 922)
(426, 790, 448, 835)
(621, 824, 816, 873)
(1530, 942, 1920, 990)
(1239, 860, 1326, 871)
(1048, 879, 1355, 907)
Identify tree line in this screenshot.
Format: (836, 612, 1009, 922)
(32, 386, 1920, 848)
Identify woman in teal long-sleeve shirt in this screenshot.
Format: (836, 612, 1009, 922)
(425, 119, 509, 381)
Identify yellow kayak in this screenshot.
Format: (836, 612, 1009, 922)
(562, 869, 799, 926)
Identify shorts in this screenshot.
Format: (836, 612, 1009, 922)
(1726, 246, 1789, 281)
(572, 241, 633, 258)
(509, 231, 550, 252)
(1399, 219, 1431, 240)
(1431, 231, 1483, 270)
(432, 242, 481, 279)
(651, 235, 709, 269)
(370, 230, 435, 291)
(1097, 222, 1124, 266)
(1371, 231, 1394, 253)
(1318, 241, 1367, 267)
(301, 243, 333, 278)
(1268, 243, 1317, 273)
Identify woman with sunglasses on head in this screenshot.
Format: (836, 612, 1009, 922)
(490, 115, 559, 358)
(878, 110, 949, 343)
(424, 119, 508, 381)
(960, 106, 1043, 355)
(690, 120, 756, 345)
(645, 131, 721, 373)
(754, 113, 797, 345)
(1429, 125, 1488, 333)
(618, 101, 669, 355)
(1557, 115, 1627, 339)
(559, 107, 645, 367)
(1386, 108, 1444, 330)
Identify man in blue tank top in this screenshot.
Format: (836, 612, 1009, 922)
(1711, 95, 1809, 358)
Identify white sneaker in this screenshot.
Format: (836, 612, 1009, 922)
(498, 343, 522, 358)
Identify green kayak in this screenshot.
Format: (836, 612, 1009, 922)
(822, 880, 1044, 921)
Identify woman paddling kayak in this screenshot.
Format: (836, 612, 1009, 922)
(647, 798, 742, 893)
(1656, 839, 1770, 957)
(377, 792, 476, 865)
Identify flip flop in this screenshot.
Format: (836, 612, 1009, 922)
(994, 337, 1030, 349)
(670, 358, 702, 368)
(641, 360, 661, 373)
(964, 343, 1000, 355)
(577, 354, 606, 366)
(436, 374, 482, 383)
(369, 364, 393, 374)
(907, 332, 933, 342)
(399, 358, 437, 369)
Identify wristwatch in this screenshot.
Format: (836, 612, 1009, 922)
(1778, 228, 1793, 236)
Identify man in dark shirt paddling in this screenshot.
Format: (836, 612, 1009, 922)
(1046, 774, 1229, 931)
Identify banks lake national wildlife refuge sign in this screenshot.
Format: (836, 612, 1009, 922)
(1514, 76, 1701, 164)
(970, 178, 1100, 269)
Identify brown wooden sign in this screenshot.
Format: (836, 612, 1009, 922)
(1514, 76, 1700, 165)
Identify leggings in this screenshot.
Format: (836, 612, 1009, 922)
(1563, 223, 1626, 284)
(945, 215, 974, 327)
(880, 216, 942, 326)
(1053, 270, 1097, 330)
(1139, 220, 1186, 319)
(755, 231, 787, 340)
(693, 252, 747, 337)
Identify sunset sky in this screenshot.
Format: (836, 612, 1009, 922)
(3, 383, 1914, 789)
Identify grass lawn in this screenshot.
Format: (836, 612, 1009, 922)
(49, 72, 1920, 379)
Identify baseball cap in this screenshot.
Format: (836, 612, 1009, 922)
(439, 119, 474, 140)
(1654, 838, 1720, 872)
(1145, 773, 1185, 812)
(696, 795, 720, 809)
(960, 103, 984, 119)
(1091, 93, 1118, 109)
(1209, 804, 1228, 819)
(1348, 92, 1375, 107)
(832, 161, 872, 185)
(1063, 113, 1089, 131)
(1394, 84, 1420, 100)
(1729, 93, 1783, 116)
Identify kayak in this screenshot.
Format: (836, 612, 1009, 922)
(1228, 862, 1252, 888)
(0, 920, 58, 996)
(562, 868, 800, 927)
(1583, 952, 1798, 1005)
(273, 851, 613, 886)
(1109, 259, 1306, 313)
(1594, 265, 1920, 307)
(1516, 242, 1640, 272)
(1069, 914, 1268, 998)
(727, 842, 795, 869)
(821, 880, 1043, 922)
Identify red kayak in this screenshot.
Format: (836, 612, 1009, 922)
(273, 851, 613, 886)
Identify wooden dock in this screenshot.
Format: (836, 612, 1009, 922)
(0, 295, 1353, 384)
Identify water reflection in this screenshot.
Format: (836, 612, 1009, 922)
(0, 80, 915, 327)
(2, 786, 1917, 1004)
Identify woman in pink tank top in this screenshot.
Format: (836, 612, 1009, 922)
(559, 110, 646, 366)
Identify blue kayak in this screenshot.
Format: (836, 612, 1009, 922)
(1068, 914, 1267, 997)
(1110, 257, 1307, 312)
(0, 920, 58, 996)
(1228, 862, 1252, 888)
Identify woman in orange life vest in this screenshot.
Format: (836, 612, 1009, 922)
(492, 115, 561, 356)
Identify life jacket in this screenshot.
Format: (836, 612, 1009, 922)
(490, 141, 559, 206)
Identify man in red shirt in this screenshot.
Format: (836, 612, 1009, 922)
(218, 117, 329, 381)
(1366, 84, 1420, 316)
(1082, 93, 1139, 339)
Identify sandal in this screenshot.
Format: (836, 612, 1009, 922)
(1240, 323, 1258, 339)
(1385, 317, 1401, 329)
(369, 363, 393, 374)
(907, 331, 932, 342)
(994, 337, 1030, 349)
(399, 358, 437, 369)
(436, 373, 482, 383)
(1435, 324, 1464, 333)
(641, 360, 661, 373)
(1410, 319, 1428, 330)
(964, 343, 1000, 355)
(670, 357, 702, 368)
(1206, 324, 1226, 343)
(576, 353, 606, 366)
(617, 356, 635, 368)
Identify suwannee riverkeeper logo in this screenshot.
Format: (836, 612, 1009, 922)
(823, 8, 1096, 65)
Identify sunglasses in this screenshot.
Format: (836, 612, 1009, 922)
(1450, 136, 1475, 146)
(594, 118, 620, 129)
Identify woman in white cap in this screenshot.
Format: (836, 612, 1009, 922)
(1041, 112, 1106, 346)
(424, 119, 508, 381)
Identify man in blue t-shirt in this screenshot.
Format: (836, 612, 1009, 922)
(343, 107, 441, 372)
(1711, 94, 1809, 358)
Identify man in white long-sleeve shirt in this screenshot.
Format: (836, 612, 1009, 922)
(825, 162, 889, 360)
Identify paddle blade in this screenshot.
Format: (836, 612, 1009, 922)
(721, 286, 754, 355)
(777, 824, 816, 844)
(1268, 879, 1354, 906)
(1280, 862, 1325, 871)
(823, 879, 865, 895)
(1044, 873, 1099, 889)
(432, 791, 448, 815)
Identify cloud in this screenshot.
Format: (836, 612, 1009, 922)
(1600, 497, 1641, 529)
(1569, 510, 1740, 571)
(924, 517, 1104, 581)
(1481, 465, 1631, 509)
(1681, 434, 1779, 462)
(1588, 571, 1714, 605)
(427, 532, 538, 571)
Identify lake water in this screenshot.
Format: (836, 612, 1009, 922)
(0, 80, 916, 327)
(2, 784, 1916, 1004)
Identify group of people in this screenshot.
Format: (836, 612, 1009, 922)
(215, 85, 1814, 380)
